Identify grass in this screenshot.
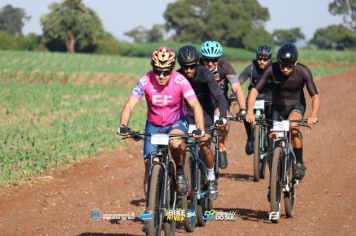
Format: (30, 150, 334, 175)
(0, 79, 146, 185)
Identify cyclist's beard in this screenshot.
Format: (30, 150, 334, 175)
(258, 63, 266, 70)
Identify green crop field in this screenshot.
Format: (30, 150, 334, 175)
(0, 50, 355, 186)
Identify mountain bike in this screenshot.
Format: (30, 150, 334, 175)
(252, 100, 271, 182)
(123, 130, 192, 236)
(181, 125, 212, 231)
(255, 118, 310, 223)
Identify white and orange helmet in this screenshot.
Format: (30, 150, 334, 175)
(151, 46, 176, 70)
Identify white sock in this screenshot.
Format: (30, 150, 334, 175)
(207, 168, 215, 181)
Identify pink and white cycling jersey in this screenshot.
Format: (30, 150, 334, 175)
(131, 70, 197, 126)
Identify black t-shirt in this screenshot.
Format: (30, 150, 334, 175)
(239, 60, 272, 97)
(178, 64, 228, 118)
(254, 62, 318, 106)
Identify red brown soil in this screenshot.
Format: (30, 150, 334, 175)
(1, 69, 356, 236)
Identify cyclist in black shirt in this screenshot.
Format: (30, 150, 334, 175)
(200, 40, 246, 169)
(246, 42, 320, 180)
(177, 45, 229, 200)
(239, 45, 273, 155)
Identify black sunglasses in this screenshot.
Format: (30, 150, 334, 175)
(203, 58, 219, 63)
(182, 64, 197, 70)
(153, 69, 172, 77)
(257, 57, 270, 62)
(279, 64, 295, 70)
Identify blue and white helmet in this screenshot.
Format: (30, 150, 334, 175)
(200, 40, 223, 58)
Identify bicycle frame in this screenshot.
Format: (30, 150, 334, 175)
(184, 127, 212, 229)
(146, 140, 176, 215)
(254, 100, 269, 161)
(186, 124, 211, 200)
(186, 137, 209, 200)
(122, 131, 179, 236)
(270, 121, 297, 190)
(268, 119, 306, 222)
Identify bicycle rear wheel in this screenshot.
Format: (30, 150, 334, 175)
(270, 147, 282, 223)
(181, 153, 197, 232)
(147, 164, 163, 236)
(284, 154, 296, 218)
(253, 125, 261, 181)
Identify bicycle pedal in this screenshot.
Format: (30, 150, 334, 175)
(269, 211, 280, 221)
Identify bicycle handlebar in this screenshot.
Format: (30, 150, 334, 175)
(255, 118, 312, 129)
(120, 128, 196, 141)
(226, 114, 244, 122)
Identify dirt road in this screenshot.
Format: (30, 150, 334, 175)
(1, 69, 355, 236)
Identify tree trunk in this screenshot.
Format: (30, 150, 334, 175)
(65, 30, 76, 53)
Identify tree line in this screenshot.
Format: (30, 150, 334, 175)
(0, 0, 355, 54)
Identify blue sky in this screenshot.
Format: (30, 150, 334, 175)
(0, 0, 344, 41)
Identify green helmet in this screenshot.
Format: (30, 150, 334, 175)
(200, 40, 223, 58)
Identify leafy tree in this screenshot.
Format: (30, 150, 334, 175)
(40, 0, 104, 53)
(146, 24, 165, 43)
(163, 0, 270, 48)
(95, 32, 127, 55)
(125, 24, 165, 43)
(329, 0, 356, 31)
(272, 28, 305, 45)
(124, 26, 147, 43)
(242, 28, 274, 51)
(0, 4, 30, 35)
(310, 24, 356, 50)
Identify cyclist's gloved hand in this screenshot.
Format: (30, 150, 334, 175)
(307, 116, 318, 126)
(117, 125, 129, 136)
(235, 109, 247, 121)
(192, 129, 205, 139)
(215, 118, 227, 126)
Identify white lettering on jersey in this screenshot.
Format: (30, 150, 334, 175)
(140, 77, 148, 86)
(184, 89, 195, 98)
(174, 76, 188, 85)
(152, 95, 173, 107)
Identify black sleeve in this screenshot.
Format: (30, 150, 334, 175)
(254, 64, 272, 92)
(238, 64, 252, 85)
(302, 66, 318, 97)
(205, 69, 228, 119)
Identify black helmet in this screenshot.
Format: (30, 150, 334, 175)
(256, 45, 272, 59)
(277, 42, 298, 66)
(177, 45, 200, 66)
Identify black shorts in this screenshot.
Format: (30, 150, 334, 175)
(186, 111, 214, 135)
(271, 103, 305, 121)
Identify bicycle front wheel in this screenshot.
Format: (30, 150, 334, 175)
(163, 165, 177, 236)
(181, 153, 197, 232)
(196, 167, 208, 227)
(270, 147, 283, 223)
(147, 164, 163, 236)
(284, 154, 296, 218)
(253, 125, 261, 181)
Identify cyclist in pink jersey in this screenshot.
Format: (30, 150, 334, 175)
(118, 46, 204, 195)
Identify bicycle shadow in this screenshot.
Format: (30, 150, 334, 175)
(213, 207, 269, 223)
(218, 172, 255, 182)
(107, 217, 142, 225)
(129, 198, 145, 207)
